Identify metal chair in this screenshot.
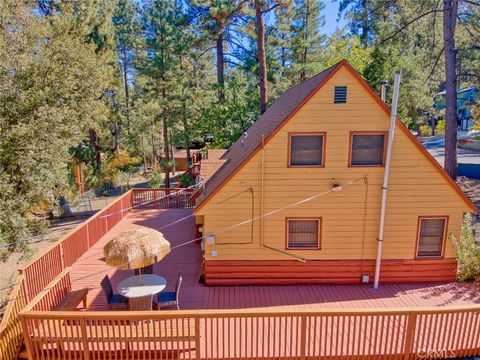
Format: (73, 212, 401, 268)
(129, 294, 153, 311)
(100, 275, 128, 310)
(155, 274, 182, 310)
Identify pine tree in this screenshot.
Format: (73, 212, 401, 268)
(290, 0, 326, 82)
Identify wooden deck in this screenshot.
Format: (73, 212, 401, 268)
(70, 208, 480, 312)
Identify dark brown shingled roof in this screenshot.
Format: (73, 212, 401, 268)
(194, 61, 343, 211)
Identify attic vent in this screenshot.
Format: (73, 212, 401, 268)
(334, 86, 347, 103)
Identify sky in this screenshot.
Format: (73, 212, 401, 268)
(321, 1, 348, 35)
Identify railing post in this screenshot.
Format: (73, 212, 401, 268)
(195, 317, 201, 360)
(59, 243, 65, 270)
(86, 221, 90, 249)
(300, 315, 307, 360)
(80, 316, 90, 360)
(403, 313, 417, 360)
(19, 315, 33, 360)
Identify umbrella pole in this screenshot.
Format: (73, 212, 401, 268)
(139, 268, 143, 286)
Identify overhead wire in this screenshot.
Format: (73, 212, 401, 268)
(1, 176, 365, 305)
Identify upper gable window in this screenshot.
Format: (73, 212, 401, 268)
(334, 86, 347, 103)
(289, 133, 325, 167)
(350, 133, 386, 166)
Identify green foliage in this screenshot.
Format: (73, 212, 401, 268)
(418, 125, 433, 137)
(450, 213, 480, 282)
(160, 159, 175, 171)
(0, 0, 114, 257)
(435, 120, 446, 134)
(178, 173, 194, 188)
(148, 169, 164, 188)
(195, 73, 260, 148)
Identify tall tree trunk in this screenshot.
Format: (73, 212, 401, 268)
(162, 116, 171, 188)
(255, 0, 268, 114)
(182, 101, 191, 164)
(122, 45, 131, 130)
(300, 0, 309, 82)
(216, 33, 225, 102)
(443, 0, 458, 179)
(113, 118, 120, 154)
(360, 0, 369, 46)
(151, 133, 158, 168)
(141, 135, 148, 176)
(88, 128, 102, 176)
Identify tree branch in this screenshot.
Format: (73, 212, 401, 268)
(459, 0, 480, 6)
(379, 10, 443, 44)
(194, 46, 216, 61)
(262, 3, 281, 14)
(425, 47, 444, 83)
(224, 59, 244, 68)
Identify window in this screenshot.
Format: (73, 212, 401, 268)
(289, 134, 325, 167)
(287, 219, 321, 249)
(334, 86, 347, 103)
(350, 133, 386, 166)
(416, 217, 447, 257)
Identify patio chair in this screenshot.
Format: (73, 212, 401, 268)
(155, 274, 182, 310)
(101, 275, 128, 310)
(129, 294, 154, 311)
(134, 264, 153, 275)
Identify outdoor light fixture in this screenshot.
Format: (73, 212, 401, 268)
(331, 184, 343, 192)
(207, 234, 216, 244)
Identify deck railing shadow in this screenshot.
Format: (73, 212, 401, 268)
(0, 188, 195, 360)
(19, 269, 480, 360)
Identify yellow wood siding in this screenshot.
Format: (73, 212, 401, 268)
(197, 67, 471, 261)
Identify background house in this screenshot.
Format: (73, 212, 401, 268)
(194, 60, 476, 286)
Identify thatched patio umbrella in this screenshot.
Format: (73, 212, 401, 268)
(103, 228, 171, 276)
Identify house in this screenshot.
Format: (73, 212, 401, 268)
(198, 148, 227, 181)
(193, 60, 477, 286)
(434, 86, 479, 130)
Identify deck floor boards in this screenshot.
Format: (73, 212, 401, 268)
(69, 208, 480, 311)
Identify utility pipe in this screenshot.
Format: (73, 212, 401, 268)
(373, 71, 401, 290)
(261, 135, 265, 247)
(380, 80, 388, 102)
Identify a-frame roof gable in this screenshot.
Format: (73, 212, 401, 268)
(194, 60, 476, 213)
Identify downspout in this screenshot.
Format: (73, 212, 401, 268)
(373, 71, 401, 290)
(261, 135, 265, 247)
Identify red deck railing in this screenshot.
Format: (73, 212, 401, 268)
(131, 188, 196, 209)
(0, 187, 191, 360)
(20, 303, 480, 360)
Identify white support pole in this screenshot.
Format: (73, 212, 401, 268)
(373, 71, 401, 290)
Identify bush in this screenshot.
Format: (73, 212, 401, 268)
(418, 125, 433, 137)
(148, 169, 163, 188)
(450, 213, 480, 282)
(179, 173, 194, 188)
(112, 171, 129, 188)
(159, 159, 175, 171)
(435, 120, 445, 134)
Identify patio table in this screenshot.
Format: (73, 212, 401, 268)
(117, 274, 166, 298)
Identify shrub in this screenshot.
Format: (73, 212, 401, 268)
(450, 213, 480, 282)
(435, 119, 445, 134)
(148, 169, 164, 188)
(112, 171, 129, 188)
(179, 173, 194, 188)
(160, 159, 175, 171)
(419, 125, 433, 137)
